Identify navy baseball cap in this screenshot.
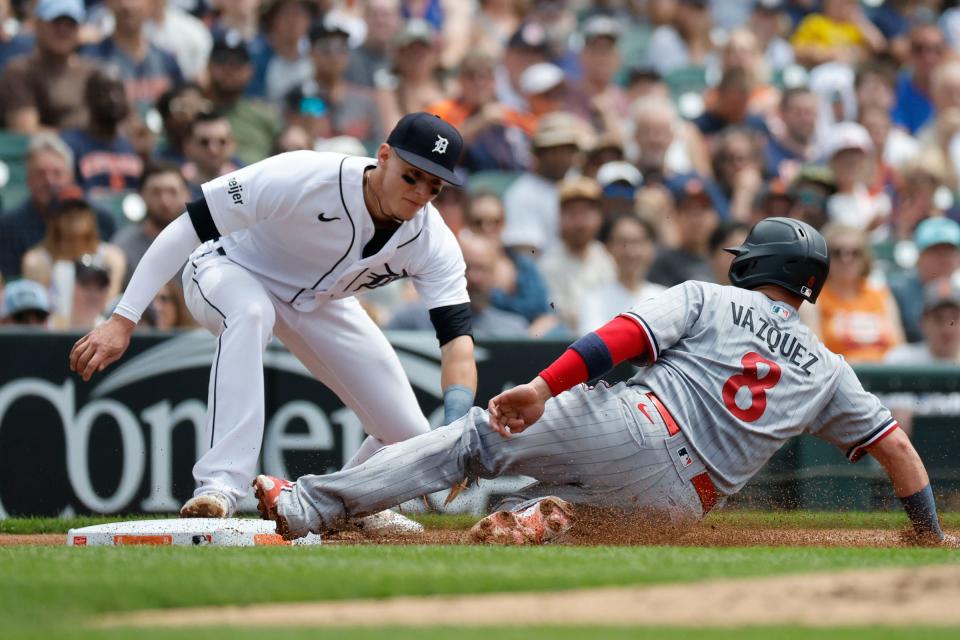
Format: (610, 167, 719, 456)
(386, 112, 464, 186)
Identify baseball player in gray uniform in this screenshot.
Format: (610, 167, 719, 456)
(255, 218, 957, 546)
(69, 113, 478, 533)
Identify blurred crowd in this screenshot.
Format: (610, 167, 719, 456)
(1, 0, 960, 370)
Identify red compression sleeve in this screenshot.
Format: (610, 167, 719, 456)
(538, 315, 652, 396)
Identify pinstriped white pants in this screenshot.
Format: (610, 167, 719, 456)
(278, 382, 708, 537)
(182, 251, 430, 510)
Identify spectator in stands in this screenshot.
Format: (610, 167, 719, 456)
(258, 0, 315, 104)
(181, 111, 241, 197)
(891, 149, 952, 242)
(708, 220, 750, 285)
(68, 253, 115, 330)
(206, 31, 282, 165)
(539, 176, 616, 334)
(464, 191, 555, 334)
(749, 179, 795, 225)
(824, 122, 890, 231)
(345, 0, 401, 87)
(890, 216, 960, 343)
(801, 224, 904, 363)
(20, 186, 125, 325)
(111, 162, 189, 285)
(502, 111, 583, 255)
(693, 68, 769, 139)
(596, 161, 643, 219)
(0, 135, 116, 280)
(857, 104, 911, 197)
(582, 131, 626, 180)
(146, 0, 212, 81)
(577, 213, 664, 335)
(712, 28, 781, 118)
(60, 69, 144, 197)
(292, 18, 383, 151)
(150, 280, 195, 330)
(887, 278, 960, 365)
(787, 164, 835, 230)
(1, 279, 51, 327)
(427, 50, 534, 173)
(764, 87, 820, 183)
(885, 277, 960, 435)
(496, 22, 551, 111)
(916, 59, 960, 192)
(630, 95, 711, 184)
(748, 0, 795, 76)
(272, 123, 313, 154)
(646, 0, 717, 76)
(634, 182, 678, 249)
(893, 22, 946, 135)
(518, 61, 578, 120)
(790, 0, 885, 68)
(649, 174, 719, 287)
(155, 83, 211, 166)
(0, 0, 33, 74)
(577, 15, 629, 133)
(469, 0, 524, 60)
(375, 18, 446, 134)
(711, 126, 764, 222)
(388, 232, 530, 338)
(0, 0, 95, 133)
(85, 0, 184, 114)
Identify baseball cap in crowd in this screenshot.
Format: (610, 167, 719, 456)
(922, 277, 960, 313)
(2, 280, 50, 321)
(754, 178, 795, 208)
(314, 135, 367, 156)
(582, 15, 622, 43)
(35, 0, 85, 22)
(51, 184, 89, 212)
(210, 31, 251, 65)
(309, 16, 351, 43)
(823, 122, 874, 160)
(386, 112, 464, 186)
(507, 22, 549, 53)
(914, 217, 960, 251)
(753, 0, 785, 12)
(531, 111, 583, 149)
(667, 174, 717, 208)
(394, 18, 434, 48)
(284, 83, 328, 117)
(559, 176, 602, 205)
(597, 161, 642, 199)
(75, 254, 111, 289)
(520, 62, 565, 96)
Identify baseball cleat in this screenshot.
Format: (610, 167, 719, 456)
(179, 492, 232, 518)
(469, 496, 575, 545)
(351, 509, 424, 535)
(252, 475, 296, 540)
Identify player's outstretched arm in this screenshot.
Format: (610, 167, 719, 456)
(69, 315, 136, 381)
(869, 428, 958, 547)
(487, 376, 552, 438)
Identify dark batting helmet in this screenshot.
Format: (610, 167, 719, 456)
(725, 217, 830, 303)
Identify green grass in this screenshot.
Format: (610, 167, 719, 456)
(2, 544, 958, 638)
(2, 512, 959, 639)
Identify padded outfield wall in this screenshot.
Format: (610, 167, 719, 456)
(0, 329, 957, 517)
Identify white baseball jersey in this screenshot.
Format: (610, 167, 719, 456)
(623, 281, 896, 495)
(200, 150, 468, 312)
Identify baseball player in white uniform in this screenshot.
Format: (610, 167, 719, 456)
(254, 218, 958, 546)
(70, 113, 478, 533)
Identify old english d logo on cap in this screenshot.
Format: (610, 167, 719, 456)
(387, 112, 464, 186)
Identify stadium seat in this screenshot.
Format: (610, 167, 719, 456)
(0, 131, 30, 211)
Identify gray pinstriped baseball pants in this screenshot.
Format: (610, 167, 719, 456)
(277, 382, 711, 537)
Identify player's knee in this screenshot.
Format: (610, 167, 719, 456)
(231, 301, 276, 337)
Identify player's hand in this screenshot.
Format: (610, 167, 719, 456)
(487, 377, 552, 439)
(69, 314, 136, 382)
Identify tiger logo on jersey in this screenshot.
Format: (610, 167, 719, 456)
(356, 264, 409, 291)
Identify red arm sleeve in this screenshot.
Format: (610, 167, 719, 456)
(538, 315, 652, 396)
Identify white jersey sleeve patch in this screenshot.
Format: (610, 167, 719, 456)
(201, 151, 322, 236)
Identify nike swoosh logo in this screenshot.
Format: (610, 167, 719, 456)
(317, 212, 341, 222)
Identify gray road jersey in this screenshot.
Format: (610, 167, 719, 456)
(624, 281, 896, 495)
